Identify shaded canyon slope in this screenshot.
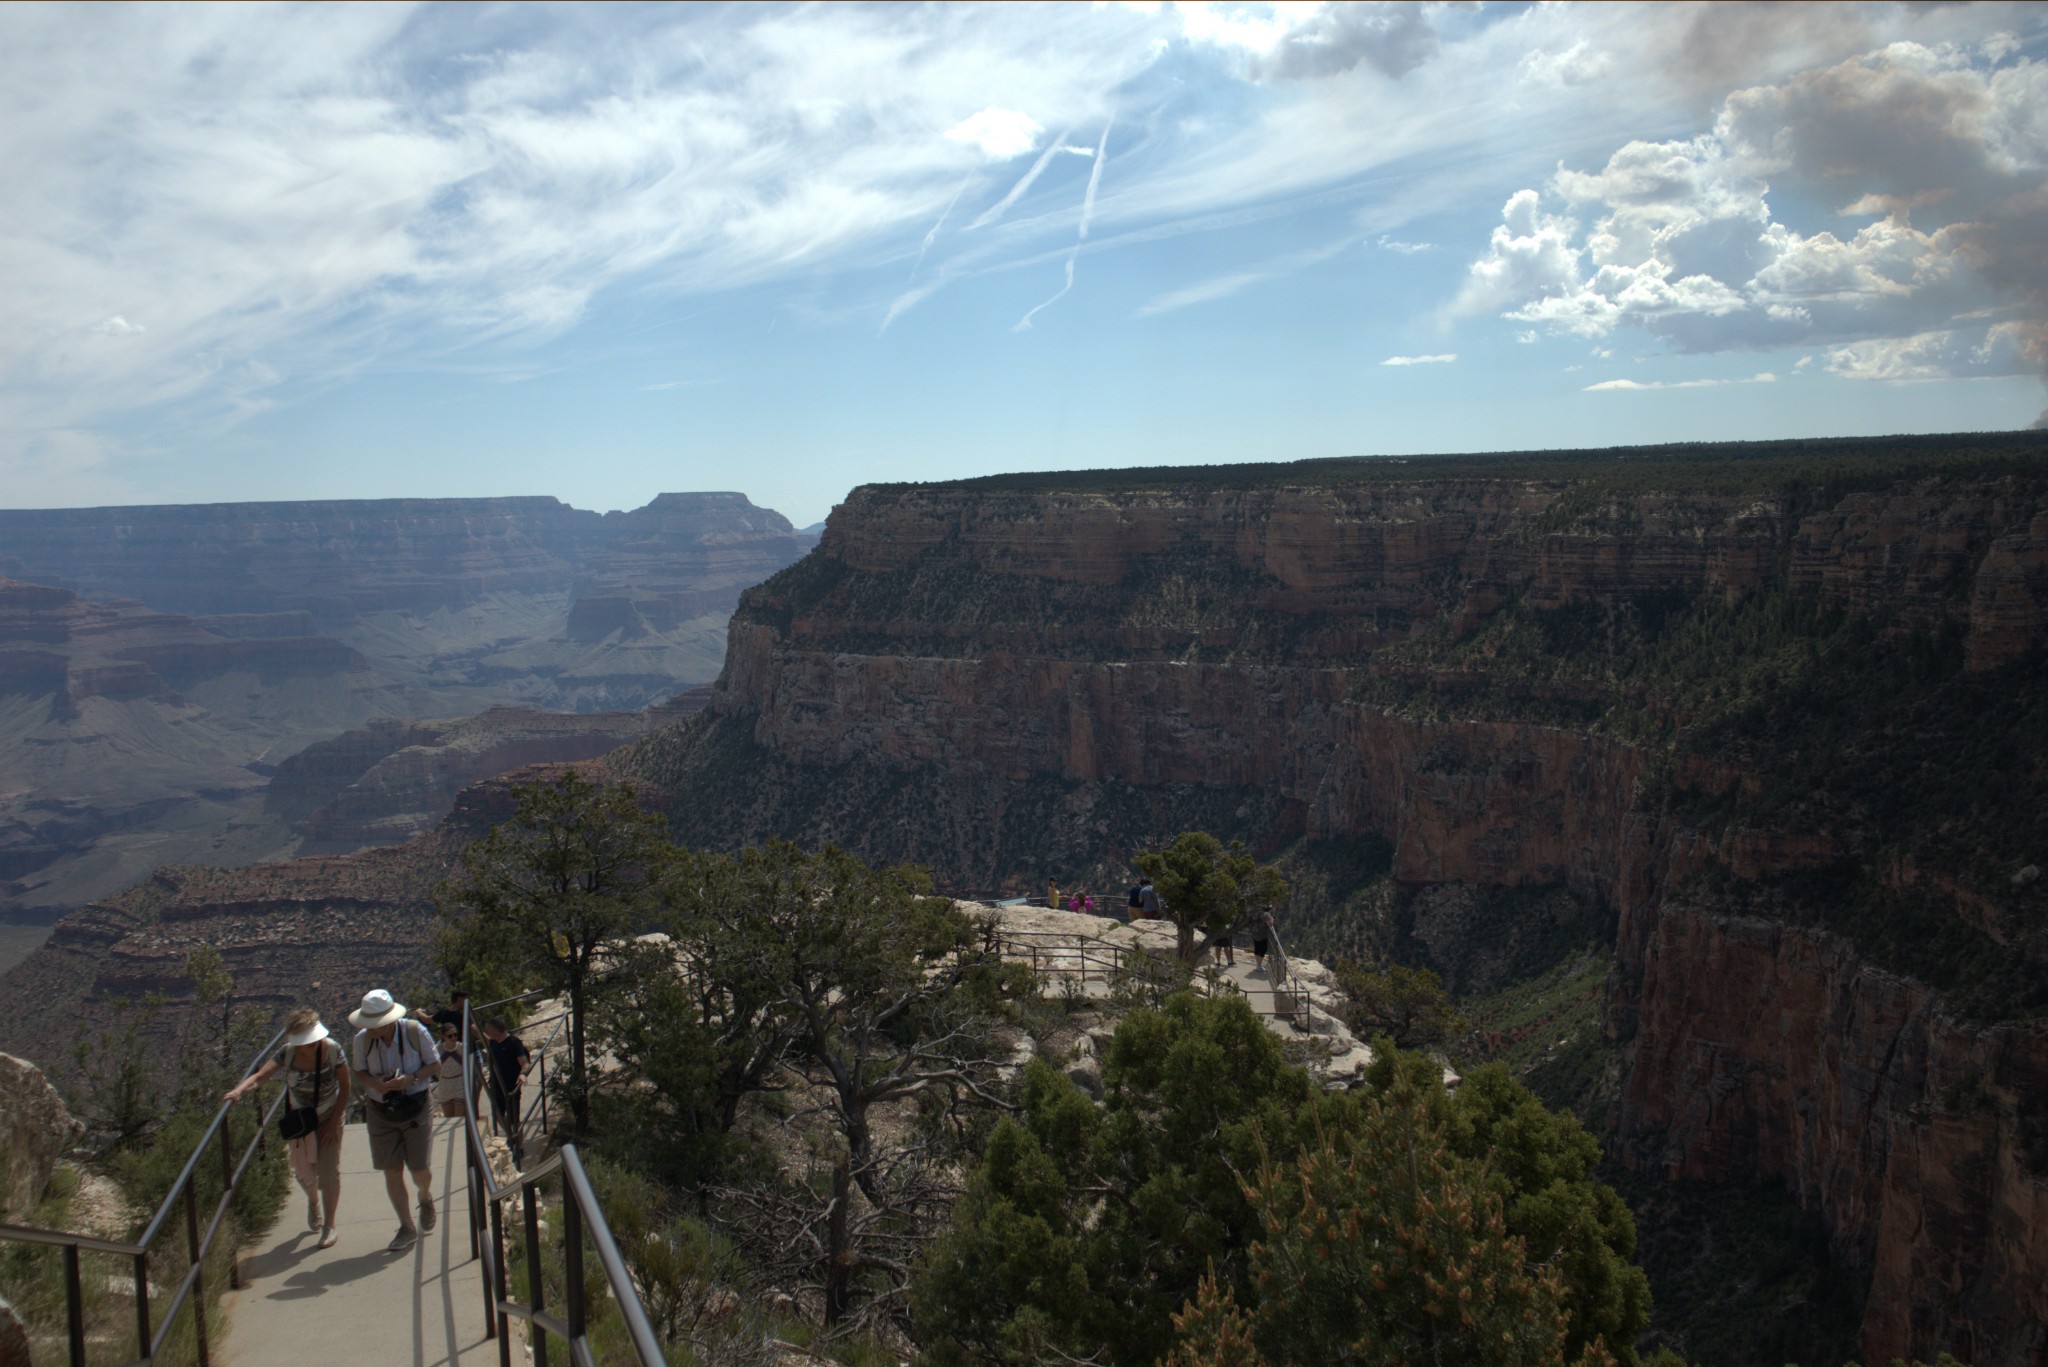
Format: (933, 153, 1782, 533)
(0, 494, 807, 921)
(616, 434, 2048, 1366)
(0, 757, 661, 1081)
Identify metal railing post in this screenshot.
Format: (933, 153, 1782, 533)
(62, 1242, 84, 1367)
(562, 1179, 587, 1344)
(490, 1188, 512, 1367)
(467, 1139, 483, 1261)
(219, 1112, 241, 1289)
(523, 1182, 549, 1367)
(183, 1179, 210, 1366)
(132, 1251, 151, 1360)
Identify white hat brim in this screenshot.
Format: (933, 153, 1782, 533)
(286, 1020, 331, 1047)
(349, 1002, 408, 1028)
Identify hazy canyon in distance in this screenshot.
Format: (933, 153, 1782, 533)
(0, 492, 811, 947)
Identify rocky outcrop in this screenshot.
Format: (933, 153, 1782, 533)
(0, 1051, 84, 1217)
(620, 435, 2048, 1365)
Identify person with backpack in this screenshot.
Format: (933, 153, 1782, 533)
(349, 988, 441, 1251)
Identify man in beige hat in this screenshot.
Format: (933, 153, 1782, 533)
(348, 988, 441, 1251)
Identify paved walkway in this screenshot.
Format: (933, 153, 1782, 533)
(220, 1117, 496, 1367)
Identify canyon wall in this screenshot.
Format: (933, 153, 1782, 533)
(624, 437, 2048, 1364)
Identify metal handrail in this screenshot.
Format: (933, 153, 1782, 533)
(0, 1027, 289, 1367)
(993, 922, 1316, 1029)
(459, 1001, 663, 1367)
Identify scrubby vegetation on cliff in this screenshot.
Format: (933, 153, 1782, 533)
(425, 781, 1664, 1365)
(923, 431, 2048, 500)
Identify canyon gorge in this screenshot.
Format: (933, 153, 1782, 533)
(1, 433, 2043, 1363)
(0, 494, 805, 933)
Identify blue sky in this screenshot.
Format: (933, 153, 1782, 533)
(5, 2, 2046, 526)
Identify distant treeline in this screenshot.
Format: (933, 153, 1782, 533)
(898, 430, 2048, 499)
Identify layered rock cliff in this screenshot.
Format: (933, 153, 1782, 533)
(619, 434, 2048, 1365)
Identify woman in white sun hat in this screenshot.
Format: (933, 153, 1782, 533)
(223, 1006, 350, 1249)
(348, 988, 442, 1252)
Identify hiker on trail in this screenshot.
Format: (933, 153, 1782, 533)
(1139, 879, 1162, 919)
(433, 1022, 472, 1119)
(1251, 906, 1277, 973)
(1214, 923, 1237, 968)
(482, 1017, 532, 1166)
(417, 988, 468, 1033)
(349, 989, 440, 1252)
(224, 1006, 349, 1249)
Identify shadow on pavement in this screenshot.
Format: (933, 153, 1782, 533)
(267, 1247, 407, 1300)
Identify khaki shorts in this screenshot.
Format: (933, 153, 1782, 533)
(364, 1096, 433, 1173)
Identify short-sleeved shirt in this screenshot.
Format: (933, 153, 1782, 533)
(351, 1019, 437, 1097)
(273, 1038, 345, 1118)
(485, 1034, 530, 1093)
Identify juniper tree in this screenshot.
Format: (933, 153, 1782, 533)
(1133, 831, 1288, 964)
(435, 770, 670, 1135)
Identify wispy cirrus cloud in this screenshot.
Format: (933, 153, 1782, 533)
(1381, 353, 1457, 366)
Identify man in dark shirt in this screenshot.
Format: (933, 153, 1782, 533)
(418, 989, 469, 1032)
(482, 1017, 531, 1164)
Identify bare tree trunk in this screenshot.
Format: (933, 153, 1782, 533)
(823, 1157, 853, 1325)
(568, 975, 589, 1134)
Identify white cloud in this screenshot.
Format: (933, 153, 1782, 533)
(1455, 41, 2048, 386)
(1519, 40, 1611, 88)
(1584, 371, 1776, 391)
(945, 108, 1044, 160)
(93, 316, 145, 336)
(1824, 324, 2039, 382)
(1376, 235, 1433, 254)
(1381, 353, 1456, 366)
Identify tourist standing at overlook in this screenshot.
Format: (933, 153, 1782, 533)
(348, 989, 441, 1251)
(1251, 907, 1277, 973)
(223, 1007, 350, 1249)
(1139, 879, 1162, 919)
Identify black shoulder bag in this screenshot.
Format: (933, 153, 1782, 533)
(376, 1023, 429, 1123)
(277, 1043, 325, 1142)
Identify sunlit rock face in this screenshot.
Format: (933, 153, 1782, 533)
(623, 436, 2048, 1366)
